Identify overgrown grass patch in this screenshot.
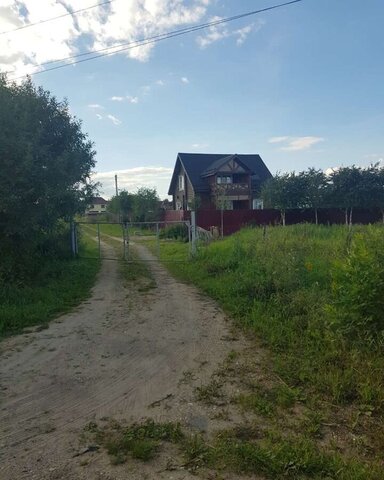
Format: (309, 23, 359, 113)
(152, 224, 384, 470)
(87, 419, 184, 465)
(83, 413, 383, 478)
(155, 224, 384, 408)
(0, 235, 100, 338)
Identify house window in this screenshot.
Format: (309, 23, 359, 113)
(178, 175, 184, 191)
(90, 204, 94, 209)
(101, 204, 106, 209)
(216, 176, 232, 184)
(252, 198, 264, 210)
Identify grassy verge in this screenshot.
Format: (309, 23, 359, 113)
(142, 224, 384, 473)
(0, 234, 100, 338)
(83, 415, 383, 479)
(150, 224, 384, 408)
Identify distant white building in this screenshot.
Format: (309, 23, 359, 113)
(86, 196, 109, 215)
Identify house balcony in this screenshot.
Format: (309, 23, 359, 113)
(217, 183, 250, 196)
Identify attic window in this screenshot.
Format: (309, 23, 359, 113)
(178, 175, 184, 190)
(217, 175, 232, 184)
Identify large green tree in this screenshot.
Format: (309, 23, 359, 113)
(107, 190, 134, 222)
(299, 168, 328, 224)
(131, 187, 160, 222)
(261, 173, 305, 225)
(0, 75, 96, 255)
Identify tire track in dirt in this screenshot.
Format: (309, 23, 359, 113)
(0, 241, 233, 479)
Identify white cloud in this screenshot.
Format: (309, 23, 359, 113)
(110, 96, 124, 101)
(268, 136, 290, 144)
(127, 95, 139, 104)
(1, 0, 211, 78)
(281, 137, 325, 151)
(93, 166, 173, 199)
(156, 79, 165, 86)
(191, 143, 209, 149)
(196, 18, 264, 48)
(96, 113, 103, 120)
(364, 153, 384, 161)
(107, 114, 122, 125)
(269, 136, 325, 151)
(88, 103, 103, 109)
(325, 167, 338, 176)
(181, 76, 189, 84)
(235, 24, 255, 46)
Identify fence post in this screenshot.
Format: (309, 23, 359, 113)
(156, 222, 160, 258)
(191, 211, 197, 257)
(71, 221, 77, 257)
(123, 222, 128, 260)
(97, 223, 101, 258)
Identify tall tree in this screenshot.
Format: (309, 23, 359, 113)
(107, 190, 134, 222)
(299, 168, 328, 224)
(261, 173, 304, 226)
(131, 187, 160, 222)
(0, 75, 96, 251)
(328, 166, 368, 225)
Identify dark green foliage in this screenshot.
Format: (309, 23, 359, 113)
(0, 75, 96, 285)
(0, 237, 100, 337)
(96, 419, 184, 464)
(261, 165, 384, 226)
(329, 228, 384, 342)
(157, 225, 384, 410)
(159, 223, 189, 241)
(107, 187, 161, 223)
(107, 190, 134, 222)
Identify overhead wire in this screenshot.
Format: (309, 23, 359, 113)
(0, 0, 115, 35)
(9, 0, 303, 80)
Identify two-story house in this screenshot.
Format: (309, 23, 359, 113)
(86, 196, 109, 215)
(168, 153, 272, 210)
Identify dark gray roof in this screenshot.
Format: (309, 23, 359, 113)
(168, 153, 272, 195)
(91, 196, 108, 204)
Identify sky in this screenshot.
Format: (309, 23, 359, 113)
(1, 0, 383, 199)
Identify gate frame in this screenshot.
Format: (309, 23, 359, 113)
(72, 215, 196, 261)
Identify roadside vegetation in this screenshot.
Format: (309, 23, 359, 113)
(0, 75, 99, 338)
(0, 232, 99, 338)
(140, 223, 384, 476)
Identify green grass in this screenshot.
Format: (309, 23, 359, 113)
(80, 222, 156, 238)
(150, 224, 384, 472)
(88, 419, 184, 465)
(200, 430, 383, 479)
(0, 235, 100, 338)
(85, 417, 383, 478)
(154, 224, 384, 410)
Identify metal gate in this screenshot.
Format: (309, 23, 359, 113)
(72, 216, 196, 262)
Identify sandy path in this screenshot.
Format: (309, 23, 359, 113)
(0, 242, 232, 479)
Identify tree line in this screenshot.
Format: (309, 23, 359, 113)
(107, 188, 160, 223)
(261, 165, 384, 226)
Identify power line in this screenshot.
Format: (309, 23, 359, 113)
(10, 0, 303, 80)
(33, 1, 303, 69)
(0, 0, 115, 35)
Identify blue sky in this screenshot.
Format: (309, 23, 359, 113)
(1, 0, 383, 198)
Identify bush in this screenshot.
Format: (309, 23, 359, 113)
(159, 223, 189, 242)
(329, 228, 384, 343)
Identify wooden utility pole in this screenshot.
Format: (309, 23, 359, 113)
(115, 174, 119, 197)
(115, 174, 120, 222)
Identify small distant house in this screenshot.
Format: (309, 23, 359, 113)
(86, 196, 109, 215)
(168, 153, 272, 210)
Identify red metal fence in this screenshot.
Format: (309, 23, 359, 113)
(163, 208, 382, 236)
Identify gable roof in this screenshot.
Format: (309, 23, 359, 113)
(168, 153, 272, 195)
(91, 196, 108, 205)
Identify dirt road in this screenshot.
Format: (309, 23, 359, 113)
(0, 242, 234, 479)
